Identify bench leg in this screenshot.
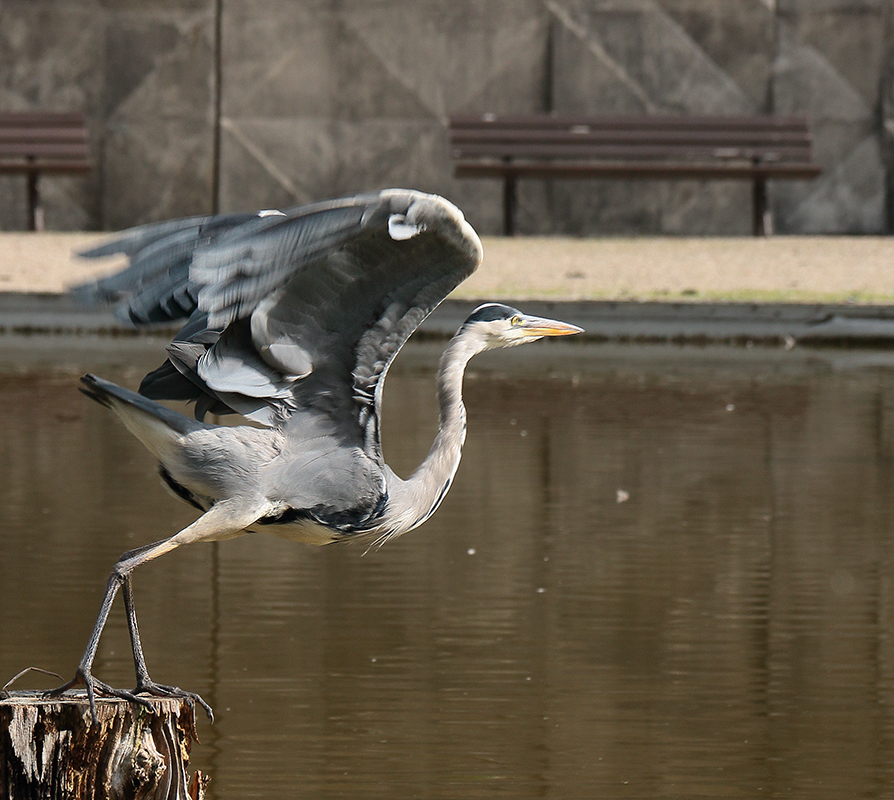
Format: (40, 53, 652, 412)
(503, 174, 517, 236)
(27, 170, 43, 232)
(752, 176, 770, 236)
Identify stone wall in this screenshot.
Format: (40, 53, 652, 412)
(2, 0, 893, 235)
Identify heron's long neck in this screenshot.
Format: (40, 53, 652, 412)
(386, 332, 479, 534)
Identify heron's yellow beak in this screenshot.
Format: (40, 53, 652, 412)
(517, 314, 583, 337)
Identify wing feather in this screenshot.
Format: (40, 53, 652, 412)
(76, 214, 258, 322)
(73, 189, 482, 458)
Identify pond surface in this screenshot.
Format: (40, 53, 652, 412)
(3, 336, 894, 798)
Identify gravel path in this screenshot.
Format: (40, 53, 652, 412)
(1, 232, 893, 304)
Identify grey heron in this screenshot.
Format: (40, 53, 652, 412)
(50, 189, 582, 721)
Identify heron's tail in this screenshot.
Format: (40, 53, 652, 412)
(80, 373, 209, 458)
(78, 373, 123, 410)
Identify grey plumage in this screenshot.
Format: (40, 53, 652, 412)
(52, 188, 582, 721)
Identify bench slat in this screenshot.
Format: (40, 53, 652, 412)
(453, 129, 813, 147)
(0, 143, 89, 158)
(0, 111, 86, 127)
(455, 160, 822, 180)
(0, 161, 92, 174)
(454, 143, 813, 163)
(450, 113, 812, 132)
(0, 129, 88, 143)
(451, 128, 812, 147)
(0, 141, 90, 159)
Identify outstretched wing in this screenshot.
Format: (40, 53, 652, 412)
(74, 189, 482, 460)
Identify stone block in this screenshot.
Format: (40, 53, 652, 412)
(0, 169, 97, 233)
(100, 6, 216, 227)
(104, 8, 215, 120)
(550, 1, 755, 114)
(222, 2, 435, 121)
(520, 178, 663, 236)
(220, 0, 548, 220)
(509, 177, 752, 237)
(772, 12, 882, 232)
(222, 0, 547, 121)
(659, 181, 753, 236)
(336, 0, 547, 119)
(218, 118, 449, 213)
(777, 0, 882, 12)
(444, 179, 505, 237)
(655, 0, 774, 109)
(774, 31, 871, 124)
(0, 178, 31, 233)
(103, 115, 213, 228)
(0, 4, 103, 111)
(776, 0, 885, 106)
(774, 134, 885, 233)
(550, 17, 652, 114)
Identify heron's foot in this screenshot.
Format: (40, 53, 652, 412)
(45, 668, 154, 724)
(133, 678, 214, 723)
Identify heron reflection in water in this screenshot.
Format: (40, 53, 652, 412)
(50, 189, 582, 721)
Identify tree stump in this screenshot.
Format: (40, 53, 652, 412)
(0, 691, 208, 800)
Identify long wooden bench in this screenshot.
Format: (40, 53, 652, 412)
(449, 113, 821, 236)
(0, 111, 91, 231)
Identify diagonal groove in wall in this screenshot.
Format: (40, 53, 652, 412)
(337, 12, 447, 121)
(446, 17, 546, 115)
(219, 118, 301, 200)
(545, 0, 657, 112)
(341, 7, 545, 122)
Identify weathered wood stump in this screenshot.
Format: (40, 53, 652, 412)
(0, 691, 208, 800)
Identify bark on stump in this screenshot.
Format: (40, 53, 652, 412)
(0, 691, 208, 800)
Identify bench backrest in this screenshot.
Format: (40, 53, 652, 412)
(0, 111, 90, 171)
(449, 113, 815, 166)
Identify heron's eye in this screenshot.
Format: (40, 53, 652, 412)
(510, 315, 521, 326)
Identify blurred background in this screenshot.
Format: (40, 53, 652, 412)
(1, 0, 893, 235)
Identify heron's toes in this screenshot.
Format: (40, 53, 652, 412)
(43, 676, 79, 699)
(44, 669, 153, 723)
(91, 678, 154, 707)
(134, 679, 214, 723)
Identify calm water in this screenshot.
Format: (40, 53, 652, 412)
(3, 336, 894, 798)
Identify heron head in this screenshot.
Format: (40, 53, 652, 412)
(461, 303, 583, 350)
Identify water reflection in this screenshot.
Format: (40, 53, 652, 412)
(2, 338, 894, 797)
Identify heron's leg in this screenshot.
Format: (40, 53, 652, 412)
(114, 538, 179, 684)
(46, 538, 178, 721)
(122, 574, 213, 720)
(121, 572, 153, 686)
(48, 499, 266, 723)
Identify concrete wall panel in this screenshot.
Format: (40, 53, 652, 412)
(773, 2, 886, 232)
(101, 6, 216, 228)
(219, 0, 548, 215)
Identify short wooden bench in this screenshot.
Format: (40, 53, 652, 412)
(449, 113, 821, 236)
(0, 111, 91, 231)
